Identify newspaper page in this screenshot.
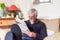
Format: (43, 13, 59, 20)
(15, 15, 30, 33)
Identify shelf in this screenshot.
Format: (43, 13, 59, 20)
(0, 18, 15, 20)
(0, 18, 15, 28)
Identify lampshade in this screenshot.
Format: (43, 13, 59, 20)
(7, 5, 19, 12)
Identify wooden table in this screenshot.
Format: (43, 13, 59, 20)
(0, 18, 15, 28)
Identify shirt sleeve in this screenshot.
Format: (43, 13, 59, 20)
(35, 23, 47, 40)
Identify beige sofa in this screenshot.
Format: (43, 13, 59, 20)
(40, 18, 60, 33)
(0, 18, 60, 40)
(44, 19, 60, 40)
(44, 32, 60, 40)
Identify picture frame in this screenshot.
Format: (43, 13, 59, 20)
(33, 0, 51, 4)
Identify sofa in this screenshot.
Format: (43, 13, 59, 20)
(44, 32, 60, 40)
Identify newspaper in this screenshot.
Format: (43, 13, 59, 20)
(15, 15, 30, 33)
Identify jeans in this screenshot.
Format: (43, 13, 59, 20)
(22, 34, 33, 40)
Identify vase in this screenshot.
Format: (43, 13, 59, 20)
(18, 12, 23, 18)
(0, 8, 4, 18)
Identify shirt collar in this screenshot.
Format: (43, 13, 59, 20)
(29, 19, 40, 24)
(30, 20, 34, 24)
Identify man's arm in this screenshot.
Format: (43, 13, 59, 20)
(35, 23, 47, 40)
(25, 23, 47, 40)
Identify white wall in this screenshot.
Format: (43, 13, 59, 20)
(0, 0, 60, 19)
(32, 0, 60, 19)
(0, 0, 15, 7)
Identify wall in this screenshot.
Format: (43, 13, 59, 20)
(0, 0, 60, 20)
(0, 0, 15, 7)
(32, 0, 60, 19)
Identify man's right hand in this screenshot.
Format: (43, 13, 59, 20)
(25, 32, 36, 38)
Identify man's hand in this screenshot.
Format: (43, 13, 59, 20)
(25, 32, 36, 38)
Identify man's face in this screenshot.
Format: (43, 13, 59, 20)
(29, 13, 37, 21)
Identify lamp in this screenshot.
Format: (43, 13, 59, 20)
(7, 5, 20, 18)
(7, 5, 19, 12)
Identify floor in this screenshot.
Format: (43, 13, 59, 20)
(0, 28, 10, 40)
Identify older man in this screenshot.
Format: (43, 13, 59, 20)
(11, 8, 47, 40)
(24, 9, 47, 40)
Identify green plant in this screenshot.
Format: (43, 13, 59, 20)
(0, 3, 5, 10)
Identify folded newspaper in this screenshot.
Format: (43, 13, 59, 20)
(15, 15, 30, 33)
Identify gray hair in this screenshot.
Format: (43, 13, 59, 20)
(28, 8, 38, 17)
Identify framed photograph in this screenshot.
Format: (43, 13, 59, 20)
(40, 0, 51, 3)
(33, 0, 51, 4)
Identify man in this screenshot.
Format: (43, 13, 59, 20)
(11, 8, 47, 40)
(24, 8, 47, 40)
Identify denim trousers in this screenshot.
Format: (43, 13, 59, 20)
(22, 34, 33, 40)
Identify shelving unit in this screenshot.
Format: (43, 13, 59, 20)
(0, 18, 15, 28)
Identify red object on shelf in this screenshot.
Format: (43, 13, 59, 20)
(7, 5, 20, 12)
